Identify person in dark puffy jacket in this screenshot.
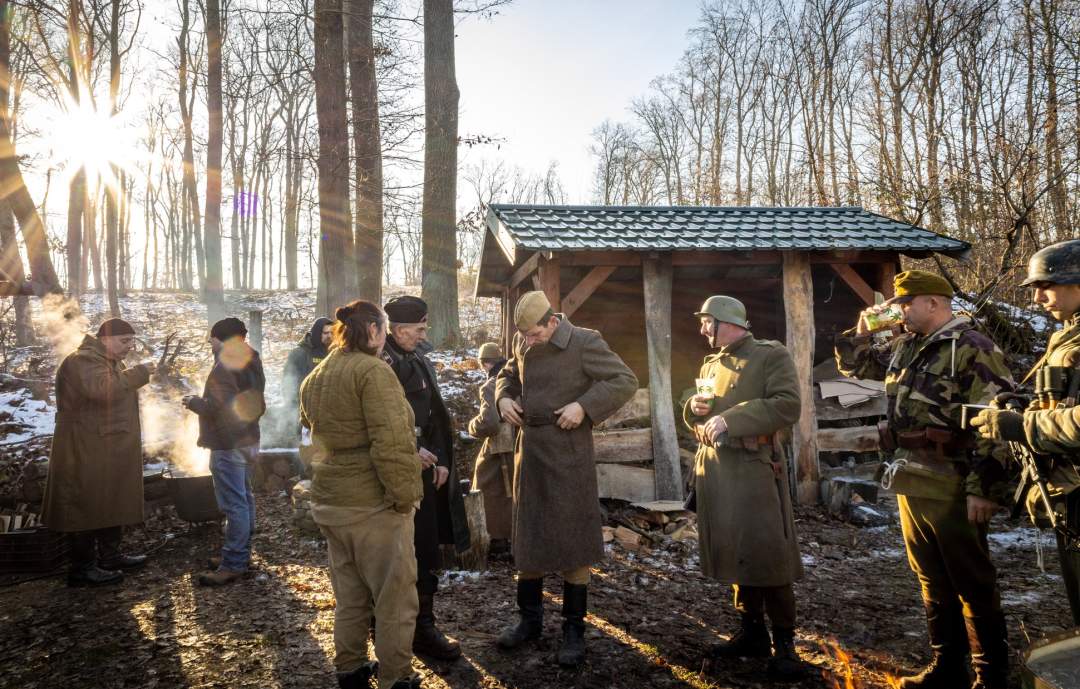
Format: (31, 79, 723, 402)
(282, 317, 333, 438)
(183, 317, 266, 586)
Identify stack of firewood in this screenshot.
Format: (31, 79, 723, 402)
(602, 500, 698, 552)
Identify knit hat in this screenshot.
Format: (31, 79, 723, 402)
(96, 318, 136, 337)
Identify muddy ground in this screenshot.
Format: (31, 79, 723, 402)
(0, 491, 1072, 689)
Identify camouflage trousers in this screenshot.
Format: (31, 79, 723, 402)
(897, 495, 1002, 617)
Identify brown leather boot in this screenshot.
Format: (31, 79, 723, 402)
(197, 568, 244, 586)
(413, 592, 461, 660)
(966, 612, 1008, 689)
(898, 601, 970, 688)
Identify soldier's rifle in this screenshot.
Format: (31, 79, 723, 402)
(1002, 398, 1080, 553)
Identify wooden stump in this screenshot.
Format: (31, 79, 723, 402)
(457, 490, 490, 571)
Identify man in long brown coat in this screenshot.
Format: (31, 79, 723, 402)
(43, 318, 155, 586)
(684, 296, 806, 681)
(495, 291, 638, 667)
(467, 342, 514, 553)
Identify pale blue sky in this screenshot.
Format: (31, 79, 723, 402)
(455, 0, 703, 202)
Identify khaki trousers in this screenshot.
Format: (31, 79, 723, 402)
(518, 565, 591, 585)
(320, 508, 418, 689)
(898, 495, 1002, 617)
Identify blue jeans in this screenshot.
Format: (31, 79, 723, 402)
(210, 447, 258, 571)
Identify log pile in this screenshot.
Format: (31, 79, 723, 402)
(602, 500, 698, 552)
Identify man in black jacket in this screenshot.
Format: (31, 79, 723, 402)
(183, 317, 266, 586)
(382, 295, 470, 661)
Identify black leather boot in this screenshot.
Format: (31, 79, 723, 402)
(388, 674, 422, 689)
(412, 592, 461, 661)
(710, 613, 772, 659)
(966, 612, 1008, 689)
(899, 601, 971, 689)
(336, 660, 377, 689)
(767, 627, 806, 681)
(67, 564, 123, 587)
(497, 577, 544, 649)
(557, 582, 587, 668)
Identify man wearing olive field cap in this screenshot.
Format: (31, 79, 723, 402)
(494, 290, 637, 667)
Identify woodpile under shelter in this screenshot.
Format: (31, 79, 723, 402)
(474, 205, 970, 504)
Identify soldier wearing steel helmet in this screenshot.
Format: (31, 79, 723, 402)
(835, 270, 1014, 689)
(494, 291, 637, 667)
(971, 238, 1080, 625)
(684, 295, 806, 681)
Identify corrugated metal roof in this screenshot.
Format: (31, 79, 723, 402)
(487, 204, 969, 254)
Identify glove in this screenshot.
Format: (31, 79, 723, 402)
(990, 392, 1031, 410)
(969, 409, 1026, 442)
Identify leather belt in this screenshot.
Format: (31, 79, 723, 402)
(522, 412, 557, 426)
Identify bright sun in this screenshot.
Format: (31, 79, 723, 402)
(48, 83, 144, 193)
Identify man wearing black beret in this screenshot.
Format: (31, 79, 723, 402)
(381, 296, 470, 661)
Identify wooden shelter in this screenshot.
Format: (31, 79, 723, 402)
(475, 205, 970, 504)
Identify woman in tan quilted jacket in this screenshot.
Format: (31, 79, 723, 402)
(300, 300, 423, 689)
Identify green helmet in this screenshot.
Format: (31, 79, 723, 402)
(1021, 239, 1080, 286)
(693, 295, 750, 329)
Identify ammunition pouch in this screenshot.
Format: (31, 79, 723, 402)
(895, 427, 972, 462)
(877, 420, 897, 452)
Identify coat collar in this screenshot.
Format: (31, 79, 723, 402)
(548, 315, 573, 350)
(78, 334, 107, 358)
(704, 331, 754, 362)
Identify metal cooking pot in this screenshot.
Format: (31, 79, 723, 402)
(1023, 627, 1080, 689)
(165, 473, 222, 523)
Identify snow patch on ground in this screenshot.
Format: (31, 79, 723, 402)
(989, 526, 1046, 551)
(0, 389, 56, 442)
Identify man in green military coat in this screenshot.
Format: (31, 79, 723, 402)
(684, 295, 805, 681)
(836, 270, 1014, 689)
(495, 291, 638, 667)
(972, 239, 1080, 625)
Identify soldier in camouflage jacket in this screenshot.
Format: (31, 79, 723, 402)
(835, 270, 1014, 689)
(972, 239, 1080, 626)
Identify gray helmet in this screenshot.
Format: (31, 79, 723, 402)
(693, 295, 750, 329)
(1021, 239, 1080, 286)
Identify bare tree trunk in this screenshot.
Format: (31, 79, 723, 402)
(420, 0, 460, 346)
(65, 0, 84, 297)
(349, 0, 382, 303)
(102, 0, 121, 316)
(0, 0, 60, 296)
(313, 0, 352, 314)
(203, 0, 225, 321)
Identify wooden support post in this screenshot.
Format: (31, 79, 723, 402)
(563, 266, 616, 319)
(248, 309, 264, 354)
(782, 252, 819, 504)
(879, 260, 897, 299)
(829, 263, 875, 306)
(538, 255, 561, 311)
(501, 288, 512, 355)
(642, 254, 682, 501)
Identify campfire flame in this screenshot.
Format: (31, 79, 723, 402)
(821, 640, 904, 689)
